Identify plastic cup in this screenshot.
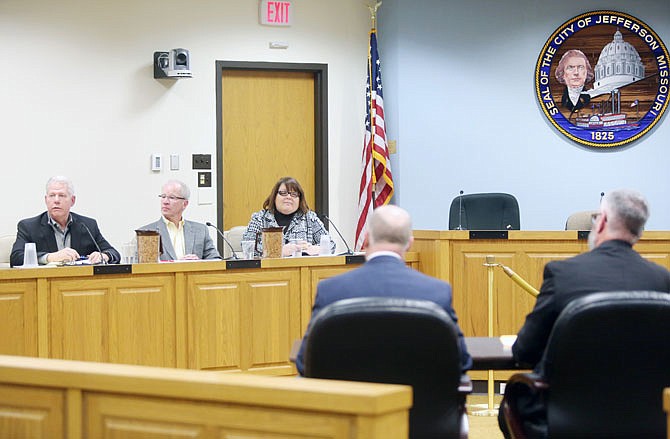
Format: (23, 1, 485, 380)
(241, 241, 255, 259)
(122, 242, 136, 264)
(289, 239, 302, 257)
(23, 243, 38, 267)
(319, 235, 331, 256)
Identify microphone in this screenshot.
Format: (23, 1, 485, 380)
(320, 214, 354, 255)
(206, 222, 239, 260)
(455, 190, 465, 230)
(80, 222, 107, 265)
(600, 191, 605, 203)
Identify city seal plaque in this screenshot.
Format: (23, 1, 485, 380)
(535, 10, 669, 148)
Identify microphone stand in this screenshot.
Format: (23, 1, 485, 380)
(206, 222, 238, 260)
(322, 215, 354, 255)
(455, 190, 465, 230)
(80, 223, 107, 265)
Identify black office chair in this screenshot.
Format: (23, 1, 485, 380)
(303, 297, 471, 439)
(501, 291, 670, 439)
(448, 193, 520, 230)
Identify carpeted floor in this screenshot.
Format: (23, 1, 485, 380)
(466, 393, 504, 439)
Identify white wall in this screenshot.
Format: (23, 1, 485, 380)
(2, 0, 668, 256)
(379, 0, 670, 231)
(0, 0, 369, 251)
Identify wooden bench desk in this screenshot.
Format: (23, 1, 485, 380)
(0, 354, 412, 439)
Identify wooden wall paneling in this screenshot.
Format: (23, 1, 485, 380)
(86, 393, 352, 439)
(245, 269, 300, 375)
(66, 388, 82, 439)
(37, 278, 48, 357)
(111, 275, 176, 367)
(0, 280, 38, 357)
(50, 275, 175, 367)
(0, 383, 65, 438)
(635, 238, 670, 270)
(50, 279, 109, 362)
(187, 269, 301, 375)
(186, 272, 243, 371)
(174, 271, 188, 369)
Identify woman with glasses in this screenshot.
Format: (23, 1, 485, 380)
(242, 176, 335, 258)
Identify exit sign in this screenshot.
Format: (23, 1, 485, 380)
(260, 0, 292, 26)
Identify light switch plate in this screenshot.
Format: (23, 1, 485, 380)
(170, 154, 179, 170)
(151, 153, 162, 171)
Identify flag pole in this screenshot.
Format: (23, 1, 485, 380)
(367, 1, 381, 206)
(367, 1, 381, 28)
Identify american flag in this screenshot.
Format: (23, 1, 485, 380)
(355, 29, 394, 251)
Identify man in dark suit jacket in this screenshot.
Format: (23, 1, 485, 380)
(295, 204, 472, 375)
(10, 176, 120, 267)
(499, 189, 670, 438)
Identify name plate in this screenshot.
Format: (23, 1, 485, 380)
(226, 259, 261, 269)
(94, 264, 132, 275)
(345, 255, 366, 265)
(469, 231, 509, 239)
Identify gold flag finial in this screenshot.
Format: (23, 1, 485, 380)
(366, 1, 382, 28)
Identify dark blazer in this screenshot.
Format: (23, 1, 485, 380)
(561, 86, 591, 112)
(10, 212, 121, 267)
(295, 254, 472, 375)
(140, 218, 220, 261)
(513, 239, 670, 373)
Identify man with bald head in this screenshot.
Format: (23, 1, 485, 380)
(499, 189, 670, 438)
(295, 204, 471, 375)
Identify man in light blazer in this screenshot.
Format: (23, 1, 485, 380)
(140, 180, 220, 261)
(295, 204, 472, 375)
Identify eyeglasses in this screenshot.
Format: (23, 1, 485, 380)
(591, 213, 602, 225)
(565, 65, 586, 72)
(159, 194, 186, 202)
(277, 190, 300, 198)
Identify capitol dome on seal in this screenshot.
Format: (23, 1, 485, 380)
(593, 29, 645, 91)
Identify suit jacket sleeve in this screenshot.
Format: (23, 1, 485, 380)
(199, 224, 221, 259)
(80, 217, 121, 264)
(512, 262, 560, 368)
(10, 219, 38, 267)
(441, 295, 473, 372)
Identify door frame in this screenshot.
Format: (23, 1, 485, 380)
(215, 61, 329, 242)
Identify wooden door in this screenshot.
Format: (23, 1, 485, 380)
(219, 66, 326, 231)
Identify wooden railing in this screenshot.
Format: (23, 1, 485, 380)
(0, 354, 411, 439)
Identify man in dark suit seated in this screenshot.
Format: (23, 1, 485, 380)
(10, 176, 120, 266)
(295, 204, 472, 375)
(498, 189, 670, 438)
